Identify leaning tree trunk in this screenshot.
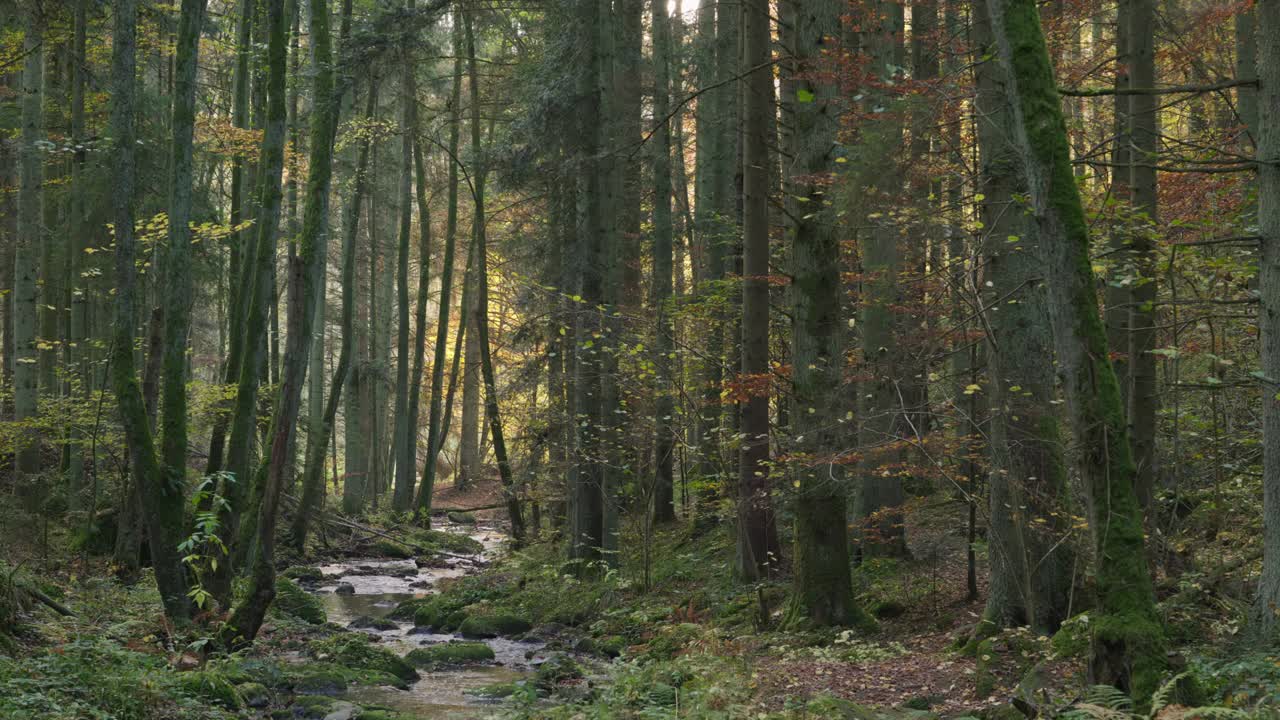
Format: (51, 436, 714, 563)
(212, 0, 290, 604)
(415, 15, 464, 521)
(107, 0, 191, 624)
(466, 11, 525, 543)
(983, 0, 1164, 701)
(225, 0, 336, 647)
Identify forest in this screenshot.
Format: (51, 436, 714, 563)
(1, 0, 1278, 717)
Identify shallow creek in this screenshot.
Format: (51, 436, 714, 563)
(308, 523, 541, 718)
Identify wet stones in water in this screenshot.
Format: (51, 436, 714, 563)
(282, 566, 326, 585)
(409, 578, 433, 589)
(447, 511, 477, 525)
(345, 564, 416, 578)
(334, 582, 356, 595)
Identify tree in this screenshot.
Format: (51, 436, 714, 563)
(1253, 0, 1280, 641)
(107, 0, 191, 624)
(225, 0, 339, 646)
(736, 0, 780, 580)
(982, 0, 1164, 699)
(969, 0, 1072, 639)
(13, 1, 42, 484)
(781, 0, 871, 629)
(415, 13, 465, 522)
(650, 0, 677, 524)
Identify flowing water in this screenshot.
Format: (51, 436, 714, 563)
(307, 523, 542, 718)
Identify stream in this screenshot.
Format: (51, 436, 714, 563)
(308, 523, 541, 718)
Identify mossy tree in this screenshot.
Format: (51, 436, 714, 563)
(982, 0, 1164, 701)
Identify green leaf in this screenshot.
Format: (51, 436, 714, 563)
(796, 88, 815, 103)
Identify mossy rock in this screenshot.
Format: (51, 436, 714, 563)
(272, 577, 327, 625)
(388, 598, 434, 621)
(804, 696, 940, 720)
(372, 539, 414, 559)
(405, 641, 495, 668)
(412, 528, 484, 555)
(447, 511, 478, 525)
(287, 663, 351, 695)
(349, 615, 400, 631)
(466, 681, 522, 699)
(291, 694, 338, 718)
(222, 657, 288, 688)
(412, 597, 469, 632)
(974, 638, 997, 697)
(236, 681, 270, 708)
(177, 669, 243, 709)
(459, 613, 532, 639)
(534, 653, 582, 692)
(356, 711, 399, 720)
(312, 633, 419, 684)
(282, 566, 326, 583)
(641, 622, 702, 661)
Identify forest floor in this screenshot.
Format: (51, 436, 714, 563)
(0, 480, 1276, 719)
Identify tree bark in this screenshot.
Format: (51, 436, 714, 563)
(13, 2, 43, 481)
(651, 0, 677, 525)
(983, 0, 1164, 700)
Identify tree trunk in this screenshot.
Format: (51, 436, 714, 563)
(225, 0, 336, 647)
(392, 0, 420, 511)
(736, 0, 780, 581)
(970, 0, 1073, 639)
(1253, 0, 1280, 642)
(465, 12, 525, 544)
(213, 0, 289, 602)
(780, 0, 870, 631)
(651, 0, 677, 525)
(416, 15, 464, 521)
(13, 3, 43, 481)
(108, 0, 191, 623)
(983, 0, 1164, 700)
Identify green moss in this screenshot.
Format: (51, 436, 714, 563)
(387, 597, 434, 621)
(409, 528, 484, 555)
(405, 641, 495, 668)
(465, 681, 522, 699)
(282, 566, 325, 583)
(372, 539, 414, 559)
(236, 681, 270, 708)
(411, 596, 469, 631)
(177, 669, 242, 709)
(459, 613, 532, 638)
(311, 634, 418, 684)
(286, 663, 350, 695)
(291, 694, 338, 717)
(447, 511, 477, 524)
(348, 615, 399, 631)
(271, 577, 326, 625)
(534, 653, 583, 692)
(640, 622, 703, 661)
(974, 638, 996, 697)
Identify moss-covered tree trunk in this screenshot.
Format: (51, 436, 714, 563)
(391, 0, 420, 511)
(983, 0, 1164, 700)
(969, 0, 1073, 639)
(108, 0, 191, 623)
(225, 0, 336, 647)
(212, 0, 289, 603)
(782, 0, 871, 631)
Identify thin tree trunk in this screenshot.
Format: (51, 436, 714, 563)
(650, 0, 677, 525)
(465, 11, 525, 543)
(13, 3, 43, 482)
(736, 0, 780, 580)
(416, 15, 464, 520)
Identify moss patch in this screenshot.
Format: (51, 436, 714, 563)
(405, 641, 495, 668)
(311, 634, 419, 684)
(272, 578, 326, 625)
(459, 613, 532, 639)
